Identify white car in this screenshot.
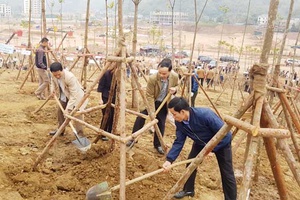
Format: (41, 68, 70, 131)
(285, 59, 300, 66)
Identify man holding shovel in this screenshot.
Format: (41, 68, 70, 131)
(127, 58, 178, 154)
(49, 62, 88, 136)
(163, 97, 236, 199)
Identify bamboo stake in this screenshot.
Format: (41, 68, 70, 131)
(238, 95, 264, 200)
(98, 158, 196, 197)
(76, 104, 107, 115)
(278, 92, 300, 134)
(19, 63, 35, 90)
(193, 74, 223, 119)
(16, 55, 26, 80)
(224, 115, 290, 138)
(68, 56, 81, 71)
(66, 114, 122, 142)
(262, 101, 300, 186)
(32, 95, 52, 114)
(278, 93, 300, 161)
(94, 67, 117, 144)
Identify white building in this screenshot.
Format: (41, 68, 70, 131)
(0, 4, 11, 18)
(257, 15, 268, 25)
(150, 11, 189, 25)
(24, 0, 42, 18)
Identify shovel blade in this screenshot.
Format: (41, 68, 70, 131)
(72, 137, 91, 152)
(86, 182, 111, 200)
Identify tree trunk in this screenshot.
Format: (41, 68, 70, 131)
(41, 0, 46, 37)
(116, 1, 127, 199)
(131, 0, 141, 109)
(260, 0, 279, 64)
(82, 0, 90, 89)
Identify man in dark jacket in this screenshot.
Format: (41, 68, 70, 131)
(163, 97, 236, 199)
(34, 37, 49, 100)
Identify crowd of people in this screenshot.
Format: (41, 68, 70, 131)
(28, 37, 248, 199)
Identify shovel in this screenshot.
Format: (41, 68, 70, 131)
(69, 121, 91, 152)
(53, 95, 91, 152)
(86, 158, 195, 200)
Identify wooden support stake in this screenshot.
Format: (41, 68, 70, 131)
(224, 115, 290, 138)
(262, 101, 300, 187)
(193, 74, 223, 119)
(278, 93, 300, 161)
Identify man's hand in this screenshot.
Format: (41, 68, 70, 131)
(191, 92, 194, 97)
(169, 87, 177, 95)
(99, 99, 104, 105)
(162, 161, 172, 172)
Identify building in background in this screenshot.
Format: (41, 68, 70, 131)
(23, 0, 42, 18)
(0, 4, 11, 18)
(150, 11, 188, 26)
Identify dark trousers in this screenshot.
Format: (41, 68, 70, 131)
(100, 97, 115, 133)
(191, 91, 198, 107)
(183, 142, 237, 200)
(58, 99, 83, 134)
(132, 101, 168, 148)
(198, 78, 204, 86)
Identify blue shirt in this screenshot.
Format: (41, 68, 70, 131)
(166, 107, 231, 163)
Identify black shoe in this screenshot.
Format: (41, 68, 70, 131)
(101, 136, 109, 141)
(174, 191, 195, 199)
(49, 130, 64, 136)
(126, 140, 135, 147)
(155, 146, 164, 155)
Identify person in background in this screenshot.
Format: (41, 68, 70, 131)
(127, 58, 179, 154)
(191, 68, 199, 107)
(163, 97, 236, 199)
(49, 62, 88, 136)
(97, 63, 117, 141)
(196, 66, 205, 86)
(34, 37, 49, 100)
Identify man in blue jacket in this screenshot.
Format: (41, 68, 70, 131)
(162, 97, 236, 199)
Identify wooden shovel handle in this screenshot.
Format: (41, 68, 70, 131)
(108, 158, 195, 193)
(155, 93, 172, 116)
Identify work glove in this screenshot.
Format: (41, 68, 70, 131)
(191, 92, 194, 97)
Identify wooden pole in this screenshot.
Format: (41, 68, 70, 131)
(193, 74, 223, 119)
(262, 101, 300, 186)
(278, 93, 300, 161)
(19, 63, 35, 90)
(94, 67, 117, 144)
(260, 103, 288, 200)
(238, 95, 264, 200)
(224, 115, 290, 138)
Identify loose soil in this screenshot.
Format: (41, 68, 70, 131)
(0, 25, 300, 200)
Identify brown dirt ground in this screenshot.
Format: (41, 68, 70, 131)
(0, 64, 299, 200)
(1, 23, 300, 200)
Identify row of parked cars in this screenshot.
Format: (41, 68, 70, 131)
(197, 55, 239, 69)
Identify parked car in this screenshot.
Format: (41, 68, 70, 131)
(208, 60, 217, 69)
(198, 55, 212, 64)
(285, 58, 300, 66)
(220, 55, 239, 63)
(174, 51, 188, 59)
